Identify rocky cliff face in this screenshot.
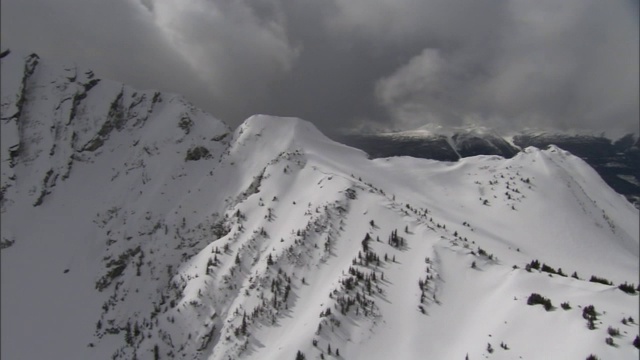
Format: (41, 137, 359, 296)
(0, 50, 230, 211)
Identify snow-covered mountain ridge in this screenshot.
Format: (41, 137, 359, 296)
(1, 51, 639, 360)
(334, 128, 640, 207)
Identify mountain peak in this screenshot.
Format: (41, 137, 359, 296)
(231, 114, 368, 166)
(239, 114, 324, 143)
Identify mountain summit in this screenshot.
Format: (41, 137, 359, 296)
(2, 51, 639, 360)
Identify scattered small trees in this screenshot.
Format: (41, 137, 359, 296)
(582, 305, 598, 330)
(362, 233, 371, 253)
(607, 326, 620, 337)
(589, 275, 613, 286)
(388, 229, 405, 248)
(532, 263, 565, 276)
(527, 293, 553, 311)
(582, 305, 597, 319)
(618, 282, 637, 294)
(206, 257, 215, 275)
(241, 313, 248, 336)
(525, 259, 540, 272)
(540, 263, 556, 274)
(185, 146, 211, 161)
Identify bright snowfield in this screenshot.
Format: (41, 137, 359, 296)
(1, 51, 639, 360)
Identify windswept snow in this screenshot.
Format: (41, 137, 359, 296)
(1, 52, 638, 360)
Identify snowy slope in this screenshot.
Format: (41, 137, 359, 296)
(1, 51, 638, 360)
(335, 127, 640, 209)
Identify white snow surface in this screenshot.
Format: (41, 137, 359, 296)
(1, 52, 639, 360)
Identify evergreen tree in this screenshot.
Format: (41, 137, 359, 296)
(362, 233, 371, 252)
(486, 343, 493, 353)
(124, 321, 133, 346)
(618, 282, 637, 294)
(241, 313, 248, 335)
(206, 258, 213, 275)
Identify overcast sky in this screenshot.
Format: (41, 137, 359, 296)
(2, 0, 638, 136)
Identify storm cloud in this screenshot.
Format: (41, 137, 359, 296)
(2, 0, 638, 135)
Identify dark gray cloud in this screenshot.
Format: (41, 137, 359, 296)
(2, 0, 638, 136)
